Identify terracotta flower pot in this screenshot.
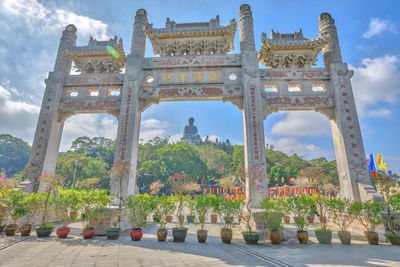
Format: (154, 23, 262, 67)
(5, 224, 18, 236)
(210, 214, 218, 223)
(20, 224, 33, 236)
(220, 228, 232, 244)
(157, 229, 168, 242)
(173, 228, 188, 243)
(269, 230, 282, 244)
(166, 215, 173, 223)
(242, 232, 260, 245)
(197, 230, 208, 243)
(283, 216, 290, 224)
(319, 216, 327, 224)
(82, 228, 96, 239)
(315, 229, 332, 244)
(297, 231, 308, 244)
(56, 227, 70, 238)
(130, 228, 143, 241)
(364, 231, 379, 245)
(338, 231, 351, 245)
(307, 216, 314, 223)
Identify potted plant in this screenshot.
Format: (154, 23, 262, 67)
(53, 188, 75, 238)
(193, 195, 212, 243)
(218, 198, 242, 244)
(209, 195, 222, 223)
(67, 189, 81, 220)
(88, 190, 111, 236)
(186, 198, 196, 223)
(351, 200, 384, 245)
(313, 195, 332, 244)
(155, 195, 175, 242)
(375, 176, 400, 245)
(149, 196, 160, 223)
(107, 161, 130, 240)
(280, 198, 291, 224)
(19, 192, 41, 236)
(36, 174, 62, 237)
(81, 208, 96, 239)
(386, 193, 400, 245)
(4, 190, 26, 236)
(241, 200, 260, 245)
(261, 197, 283, 244)
(168, 172, 200, 243)
(325, 198, 356, 244)
(126, 194, 148, 241)
(289, 196, 314, 244)
(0, 176, 18, 233)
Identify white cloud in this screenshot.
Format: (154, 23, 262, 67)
(265, 137, 332, 160)
(202, 134, 221, 142)
(363, 18, 396, 39)
(351, 55, 400, 116)
(271, 112, 330, 137)
(61, 114, 118, 151)
(0, 84, 40, 142)
(139, 118, 170, 143)
(1, 0, 109, 39)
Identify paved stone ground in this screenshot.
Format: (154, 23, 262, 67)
(0, 220, 399, 267)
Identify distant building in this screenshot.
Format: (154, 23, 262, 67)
(181, 117, 201, 145)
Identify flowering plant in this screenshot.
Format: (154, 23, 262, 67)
(168, 172, 200, 229)
(150, 181, 164, 195)
(38, 174, 62, 228)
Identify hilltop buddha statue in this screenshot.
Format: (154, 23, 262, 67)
(181, 117, 201, 144)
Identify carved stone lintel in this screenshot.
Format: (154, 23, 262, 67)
(315, 107, 335, 121)
(222, 97, 244, 110)
(107, 110, 120, 119)
(138, 98, 160, 112)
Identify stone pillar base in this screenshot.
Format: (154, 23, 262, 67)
(251, 210, 267, 241)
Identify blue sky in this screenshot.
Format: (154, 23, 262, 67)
(0, 0, 399, 173)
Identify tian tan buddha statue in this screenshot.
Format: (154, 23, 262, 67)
(181, 117, 201, 144)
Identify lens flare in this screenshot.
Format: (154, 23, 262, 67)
(106, 45, 120, 58)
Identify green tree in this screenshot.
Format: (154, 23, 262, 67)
(0, 134, 31, 177)
(71, 136, 115, 167)
(56, 151, 109, 188)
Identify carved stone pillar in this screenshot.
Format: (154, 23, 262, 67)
(329, 63, 380, 201)
(111, 9, 147, 204)
(318, 13, 342, 66)
(24, 25, 77, 192)
(239, 4, 268, 209)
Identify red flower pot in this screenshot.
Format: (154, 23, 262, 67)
(307, 216, 314, 223)
(82, 228, 96, 239)
(130, 228, 143, 241)
(319, 216, 327, 224)
(166, 215, 173, 223)
(56, 227, 70, 238)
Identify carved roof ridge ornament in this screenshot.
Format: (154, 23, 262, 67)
(145, 16, 237, 56)
(259, 29, 328, 69)
(65, 36, 126, 74)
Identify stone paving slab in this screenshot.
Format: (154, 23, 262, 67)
(0, 221, 399, 267)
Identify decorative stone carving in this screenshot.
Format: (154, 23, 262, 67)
(65, 36, 126, 74)
(145, 16, 237, 56)
(259, 29, 327, 68)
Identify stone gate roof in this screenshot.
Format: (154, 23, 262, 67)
(145, 16, 237, 56)
(259, 29, 327, 68)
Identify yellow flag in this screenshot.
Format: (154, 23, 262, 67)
(282, 177, 284, 183)
(377, 154, 384, 169)
(377, 153, 389, 172)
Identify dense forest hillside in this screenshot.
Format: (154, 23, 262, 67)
(0, 134, 342, 192)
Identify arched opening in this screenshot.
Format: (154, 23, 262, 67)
(136, 100, 243, 194)
(56, 113, 118, 189)
(263, 110, 338, 196)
